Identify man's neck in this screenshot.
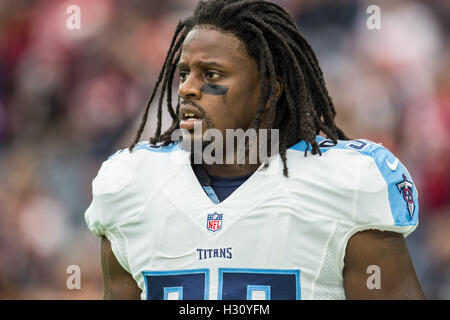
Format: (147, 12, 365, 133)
(189, 139, 267, 177)
(202, 162, 261, 178)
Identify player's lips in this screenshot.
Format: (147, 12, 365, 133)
(179, 103, 204, 131)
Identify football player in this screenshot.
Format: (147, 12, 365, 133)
(85, 0, 425, 299)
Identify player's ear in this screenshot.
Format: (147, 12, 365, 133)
(259, 77, 283, 129)
(265, 76, 283, 110)
(275, 76, 283, 102)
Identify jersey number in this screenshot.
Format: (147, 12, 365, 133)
(347, 140, 368, 150)
(143, 268, 301, 300)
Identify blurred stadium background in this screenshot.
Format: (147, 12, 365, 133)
(0, 0, 448, 299)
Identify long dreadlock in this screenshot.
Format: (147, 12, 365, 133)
(129, 0, 349, 177)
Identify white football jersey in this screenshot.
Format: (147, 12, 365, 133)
(85, 136, 419, 300)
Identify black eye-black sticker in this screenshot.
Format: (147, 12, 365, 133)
(201, 84, 229, 95)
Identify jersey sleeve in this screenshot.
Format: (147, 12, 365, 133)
(352, 145, 419, 237)
(84, 148, 146, 273)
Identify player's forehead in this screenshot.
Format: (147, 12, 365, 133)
(178, 25, 251, 69)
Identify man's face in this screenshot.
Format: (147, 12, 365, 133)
(177, 26, 261, 136)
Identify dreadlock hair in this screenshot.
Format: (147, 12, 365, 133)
(129, 0, 349, 177)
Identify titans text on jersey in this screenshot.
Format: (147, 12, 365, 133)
(85, 136, 419, 300)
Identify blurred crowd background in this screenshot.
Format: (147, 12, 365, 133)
(0, 0, 449, 299)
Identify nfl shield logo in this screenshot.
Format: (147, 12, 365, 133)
(207, 212, 223, 232)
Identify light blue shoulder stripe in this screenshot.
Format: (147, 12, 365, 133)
(363, 146, 419, 226)
(289, 135, 376, 154)
(107, 141, 182, 160)
(289, 136, 419, 227)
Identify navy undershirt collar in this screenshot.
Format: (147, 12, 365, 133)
(191, 164, 253, 203)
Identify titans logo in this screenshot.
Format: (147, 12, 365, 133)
(396, 174, 415, 219)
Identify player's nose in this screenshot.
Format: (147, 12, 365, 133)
(178, 74, 202, 100)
